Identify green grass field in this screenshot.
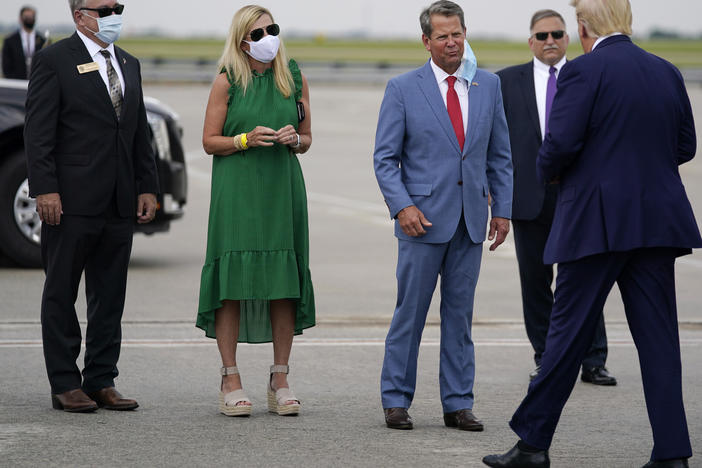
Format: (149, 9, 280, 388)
(3, 36, 702, 68)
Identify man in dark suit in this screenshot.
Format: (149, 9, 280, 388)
(484, 0, 700, 467)
(24, 0, 159, 413)
(2, 6, 46, 79)
(497, 9, 615, 386)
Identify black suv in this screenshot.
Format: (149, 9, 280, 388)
(0, 78, 187, 267)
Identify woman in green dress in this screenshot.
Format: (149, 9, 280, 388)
(198, 5, 315, 417)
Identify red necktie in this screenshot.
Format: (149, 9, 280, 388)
(446, 76, 464, 150)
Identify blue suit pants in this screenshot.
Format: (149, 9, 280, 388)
(509, 248, 691, 461)
(381, 219, 483, 412)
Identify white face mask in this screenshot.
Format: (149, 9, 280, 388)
(244, 34, 280, 63)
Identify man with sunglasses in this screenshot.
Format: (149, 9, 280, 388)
(25, 0, 158, 412)
(496, 10, 616, 387)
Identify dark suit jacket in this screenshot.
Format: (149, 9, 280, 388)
(24, 33, 159, 218)
(496, 61, 544, 221)
(2, 29, 46, 79)
(537, 35, 701, 264)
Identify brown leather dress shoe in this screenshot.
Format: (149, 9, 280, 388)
(384, 407, 413, 430)
(51, 389, 98, 413)
(444, 408, 484, 431)
(86, 387, 139, 411)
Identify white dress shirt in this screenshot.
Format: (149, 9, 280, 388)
(76, 30, 125, 97)
(429, 58, 469, 135)
(20, 28, 36, 57)
(593, 32, 625, 51)
(533, 55, 566, 140)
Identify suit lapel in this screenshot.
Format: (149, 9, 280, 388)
(114, 47, 133, 121)
(67, 33, 116, 119)
(463, 77, 483, 154)
(416, 61, 462, 153)
(520, 62, 542, 140)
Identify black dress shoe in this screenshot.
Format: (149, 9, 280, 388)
(581, 367, 617, 386)
(529, 364, 541, 381)
(384, 407, 413, 430)
(642, 458, 689, 468)
(444, 409, 484, 431)
(483, 444, 549, 468)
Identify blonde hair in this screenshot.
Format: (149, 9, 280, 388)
(570, 0, 632, 37)
(218, 5, 294, 98)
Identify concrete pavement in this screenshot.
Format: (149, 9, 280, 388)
(1, 83, 701, 467)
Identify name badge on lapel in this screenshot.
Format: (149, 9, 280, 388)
(77, 62, 100, 74)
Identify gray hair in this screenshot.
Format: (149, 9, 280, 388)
(68, 0, 87, 15)
(530, 9, 566, 31)
(420, 0, 466, 37)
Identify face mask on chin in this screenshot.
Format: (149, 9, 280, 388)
(84, 13, 123, 44)
(244, 35, 280, 64)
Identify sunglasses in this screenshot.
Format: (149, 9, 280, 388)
(533, 30, 565, 41)
(79, 3, 125, 18)
(249, 23, 280, 42)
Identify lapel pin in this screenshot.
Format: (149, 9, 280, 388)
(472, 82, 479, 86)
(122, 58, 126, 65)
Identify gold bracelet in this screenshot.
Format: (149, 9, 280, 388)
(240, 133, 248, 150)
(232, 135, 242, 152)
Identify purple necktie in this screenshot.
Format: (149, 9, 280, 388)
(544, 66, 557, 136)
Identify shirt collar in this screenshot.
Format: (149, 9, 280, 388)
(593, 32, 625, 51)
(76, 29, 116, 60)
(429, 58, 463, 86)
(533, 55, 567, 74)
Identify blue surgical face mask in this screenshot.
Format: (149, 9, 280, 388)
(458, 39, 477, 85)
(84, 13, 123, 44)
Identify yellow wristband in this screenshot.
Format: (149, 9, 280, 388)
(240, 133, 248, 150)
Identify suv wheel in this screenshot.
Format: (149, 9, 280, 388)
(0, 150, 42, 267)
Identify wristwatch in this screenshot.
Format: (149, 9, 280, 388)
(291, 133, 301, 149)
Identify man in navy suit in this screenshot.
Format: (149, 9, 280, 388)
(484, 0, 700, 467)
(374, 0, 512, 431)
(497, 9, 615, 386)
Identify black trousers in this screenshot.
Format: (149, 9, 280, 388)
(512, 186, 607, 370)
(40, 199, 133, 394)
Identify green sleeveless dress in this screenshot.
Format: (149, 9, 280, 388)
(197, 59, 315, 343)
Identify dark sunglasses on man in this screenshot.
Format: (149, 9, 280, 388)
(79, 3, 125, 18)
(249, 23, 280, 42)
(533, 30, 565, 41)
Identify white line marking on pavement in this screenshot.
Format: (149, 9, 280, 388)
(2, 338, 701, 348)
(679, 256, 702, 269)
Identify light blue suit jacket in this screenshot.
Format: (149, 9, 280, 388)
(374, 60, 513, 244)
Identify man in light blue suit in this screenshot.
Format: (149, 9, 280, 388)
(373, 0, 512, 431)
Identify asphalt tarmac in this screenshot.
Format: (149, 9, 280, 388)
(1, 81, 701, 467)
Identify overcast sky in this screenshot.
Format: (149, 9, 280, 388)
(4, 1, 701, 40)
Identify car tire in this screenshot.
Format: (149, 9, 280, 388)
(0, 149, 42, 268)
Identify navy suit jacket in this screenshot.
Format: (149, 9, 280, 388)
(537, 35, 701, 264)
(374, 60, 513, 244)
(496, 61, 545, 220)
